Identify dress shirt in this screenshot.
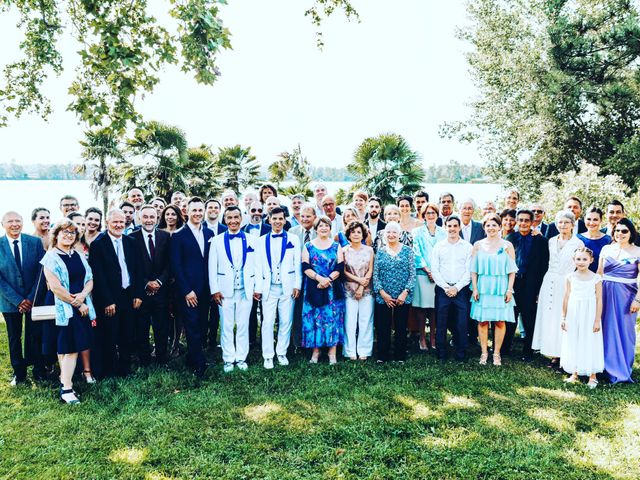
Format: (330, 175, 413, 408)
(461, 221, 472, 243)
(143, 229, 156, 258)
(605, 224, 614, 237)
(269, 232, 284, 285)
(430, 237, 472, 291)
(368, 220, 380, 239)
(228, 231, 245, 290)
(6, 235, 22, 267)
(573, 222, 579, 235)
(247, 223, 262, 237)
(330, 214, 342, 236)
(187, 222, 205, 255)
(290, 216, 300, 228)
(108, 233, 131, 289)
(206, 221, 220, 235)
(513, 232, 533, 275)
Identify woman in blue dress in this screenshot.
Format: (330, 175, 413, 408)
(41, 219, 96, 404)
(302, 216, 345, 364)
(471, 214, 518, 366)
(577, 207, 611, 272)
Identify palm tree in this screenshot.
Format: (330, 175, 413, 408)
(216, 145, 260, 194)
(78, 128, 124, 214)
(268, 144, 313, 197)
(187, 145, 224, 199)
(348, 133, 425, 205)
(121, 121, 190, 200)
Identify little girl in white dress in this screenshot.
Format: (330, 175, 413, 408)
(560, 247, 604, 388)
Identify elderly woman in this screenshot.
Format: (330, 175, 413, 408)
(532, 210, 584, 369)
(412, 203, 446, 351)
(343, 220, 374, 360)
(302, 216, 345, 364)
(373, 222, 416, 363)
(374, 205, 412, 251)
(41, 219, 97, 404)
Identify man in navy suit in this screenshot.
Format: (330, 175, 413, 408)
(170, 197, 213, 377)
(203, 198, 228, 349)
(130, 205, 171, 365)
(0, 211, 46, 385)
(531, 203, 548, 236)
(459, 199, 486, 245)
(88, 209, 144, 379)
(546, 196, 587, 238)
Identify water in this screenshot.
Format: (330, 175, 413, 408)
(0, 179, 503, 233)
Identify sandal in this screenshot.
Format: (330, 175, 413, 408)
(60, 388, 80, 405)
(479, 352, 488, 365)
(309, 353, 320, 364)
(587, 378, 598, 389)
(82, 370, 96, 384)
(328, 355, 337, 365)
(564, 375, 578, 384)
(493, 353, 502, 366)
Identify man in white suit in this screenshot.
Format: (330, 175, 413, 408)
(209, 206, 261, 373)
(257, 208, 302, 369)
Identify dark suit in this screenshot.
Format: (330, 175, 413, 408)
(536, 222, 548, 236)
(202, 222, 227, 347)
(505, 232, 549, 357)
(170, 224, 213, 370)
(365, 219, 386, 242)
(461, 220, 486, 245)
(130, 228, 171, 364)
(545, 219, 586, 238)
(244, 222, 271, 346)
(0, 234, 45, 380)
(203, 222, 228, 237)
(89, 231, 144, 378)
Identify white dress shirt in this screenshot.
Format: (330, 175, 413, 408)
(108, 233, 131, 289)
(247, 222, 262, 237)
(461, 221, 472, 243)
(7, 235, 22, 264)
(330, 214, 343, 236)
(187, 222, 205, 256)
(206, 220, 220, 235)
(368, 220, 380, 239)
(430, 237, 472, 291)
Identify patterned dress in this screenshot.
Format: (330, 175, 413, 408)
(302, 242, 345, 348)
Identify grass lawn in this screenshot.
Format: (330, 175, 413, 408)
(1, 320, 640, 480)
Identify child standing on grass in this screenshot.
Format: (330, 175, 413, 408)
(560, 247, 604, 388)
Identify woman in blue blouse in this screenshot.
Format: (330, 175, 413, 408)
(577, 207, 611, 272)
(372, 222, 416, 362)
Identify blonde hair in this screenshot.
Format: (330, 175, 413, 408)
(50, 218, 80, 249)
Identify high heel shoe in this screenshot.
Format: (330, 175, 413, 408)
(82, 370, 96, 384)
(60, 388, 80, 405)
(328, 355, 337, 365)
(309, 353, 320, 364)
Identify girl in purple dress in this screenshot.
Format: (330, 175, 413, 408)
(597, 218, 640, 384)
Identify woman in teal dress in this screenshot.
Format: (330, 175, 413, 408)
(471, 214, 518, 366)
(302, 216, 345, 364)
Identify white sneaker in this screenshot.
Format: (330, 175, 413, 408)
(236, 361, 248, 371)
(263, 358, 274, 369)
(277, 355, 289, 366)
(223, 362, 234, 373)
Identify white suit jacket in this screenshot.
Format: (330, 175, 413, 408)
(208, 231, 260, 298)
(257, 232, 302, 301)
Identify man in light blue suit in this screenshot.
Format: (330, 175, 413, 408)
(0, 211, 46, 385)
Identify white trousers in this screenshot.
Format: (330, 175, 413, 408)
(343, 295, 374, 358)
(219, 289, 253, 363)
(261, 284, 294, 359)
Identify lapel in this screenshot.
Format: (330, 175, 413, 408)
(103, 233, 121, 269)
(0, 236, 21, 279)
(137, 230, 153, 263)
(184, 224, 204, 258)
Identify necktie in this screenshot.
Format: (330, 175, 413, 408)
(304, 230, 310, 244)
(272, 233, 284, 238)
(115, 239, 130, 289)
(12, 240, 21, 272)
(148, 234, 155, 260)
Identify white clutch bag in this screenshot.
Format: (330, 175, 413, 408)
(30, 268, 56, 322)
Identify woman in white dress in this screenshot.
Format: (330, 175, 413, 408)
(531, 210, 584, 369)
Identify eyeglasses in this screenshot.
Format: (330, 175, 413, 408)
(61, 230, 77, 237)
(615, 229, 630, 234)
(425, 211, 437, 215)
(531, 210, 544, 214)
(250, 209, 263, 213)
(322, 202, 335, 207)
(61, 203, 77, 208)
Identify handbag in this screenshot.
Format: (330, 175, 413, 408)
(30, 267, 56, 322)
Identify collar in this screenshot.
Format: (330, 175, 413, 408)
(187, 222, 202, 234)
(108, 232, 123, 243)
(7, 234, 21, 244)
(207, 220, 219, 230)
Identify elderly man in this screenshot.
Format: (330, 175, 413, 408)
(289, 194, 305, 227)
(289, 203, 317, 351)
(127, 188, 145, 221)
(530, 203, 548, 235)
(482, 201, 497, 217)
(458, 198, 485, 245)
(244, 201, 271, 237)
(313, 183, 328, 217)
(321, 194, 342, 236)
(546, 196, 586, 237)
(89, 208, 144, 378)
(59, 195, 80, 218)
(436, 192, 455, 226)
(0, 212, 46, 385)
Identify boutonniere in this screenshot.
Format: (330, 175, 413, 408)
(286, 241, 294, 249)
(247, 246, 255, 253)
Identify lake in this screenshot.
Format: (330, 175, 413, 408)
(0, 179, 503, 233)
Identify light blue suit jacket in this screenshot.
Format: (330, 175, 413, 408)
(0, 234, 45, 312)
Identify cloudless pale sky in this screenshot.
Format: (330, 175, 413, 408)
(0, 0, 480, 169)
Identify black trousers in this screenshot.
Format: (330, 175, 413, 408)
(291, 283, 306, 349)
(375, 303, 408, 361)
(3, 311, 44, 379)
(180, 290, 208, 370)
(435, 286, 469, 360)
(136, 292, 169, 364)
(206, 298, 220, 348)
(93, 288, 135, 379)
(511, 278, 538, 357)
(249, 298, 261, 346)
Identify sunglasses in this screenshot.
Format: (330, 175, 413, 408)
(531, 210, 544, 214)
(250, 208, 263, 213)
(615, 229, 630, 234)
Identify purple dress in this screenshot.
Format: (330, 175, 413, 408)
(602, 255, 638, 383)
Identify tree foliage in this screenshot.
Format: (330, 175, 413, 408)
(216, 144, 260, 195)
(348, 133, 425, 205)
(448, 0, 640, 196)
(268, 144, 313, 197)
(186, 145, 224, 199)
(1, 0, 357, 134)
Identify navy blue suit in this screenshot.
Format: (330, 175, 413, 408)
(170, 224, 213, 370)
(0, 234, 45, 380)
(202, 222, 227, 347)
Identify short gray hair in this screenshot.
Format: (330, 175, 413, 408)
(384, 221, 402, 235)
(555, 209, 576, 225)
(2, 211, 23, 223)
(299, 202, 317, 216)
(459, 198, 476, 209)
(106, 208, 125, 221)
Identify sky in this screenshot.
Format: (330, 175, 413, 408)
(0, 0, 480, 169)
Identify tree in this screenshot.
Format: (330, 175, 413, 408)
(0, 1, 357, 134)
(118, 121, 190, 200)
(216, 145, 260, 195)
(268, 144, 313, 197)
(446, 0, 640, 197)
(348, 133, 425, 205)
(186, 145, 224, 199)
(78, 128, 124, 214)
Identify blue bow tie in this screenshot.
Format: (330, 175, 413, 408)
(228, 232, 243, 239)
(248, 224, 260, 230)
(272, 233, 284, 238)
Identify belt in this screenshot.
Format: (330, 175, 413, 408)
(603, 275, 637, 285)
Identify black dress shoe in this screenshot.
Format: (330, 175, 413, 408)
(521, 355, 533, 363)
(193, 364, 208, 378)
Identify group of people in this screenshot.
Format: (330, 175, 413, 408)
(1, 183, 638, 404)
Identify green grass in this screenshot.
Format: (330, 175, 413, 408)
(1, 321, 640, 480)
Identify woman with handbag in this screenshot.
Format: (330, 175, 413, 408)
(40, 219, 96, 404)
(301, 216, 345, 364)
